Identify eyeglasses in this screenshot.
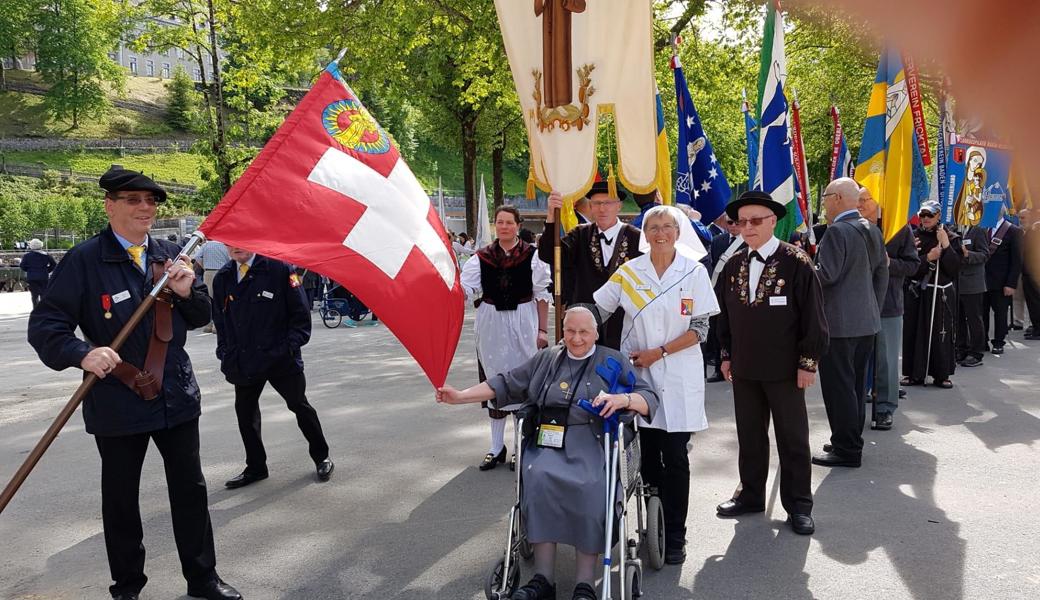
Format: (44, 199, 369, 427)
(644, 224, 677, 234)
(590, 200, 619, 208)
(919, 212, 937, 218)
(112, 193, 162, 206)
(822, 192, 838, 199)
(726, 220, 736, 226)
(736, 215, 775, 228)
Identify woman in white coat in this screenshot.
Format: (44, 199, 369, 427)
(593, 204, 719, 565)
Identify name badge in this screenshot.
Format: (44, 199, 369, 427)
(964, 239, 972, 246)
(635, 284, 652, 292)
(261, 290, 274, 299)
(112, 290, 131, 304)
(769, 296, 788, 306)
(680, 298, 694, 316)
(537, 423, 566, 448)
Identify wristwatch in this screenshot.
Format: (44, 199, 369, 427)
(659, 346, 669, 358)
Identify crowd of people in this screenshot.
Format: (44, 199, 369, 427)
(15, 164, 1037, 600)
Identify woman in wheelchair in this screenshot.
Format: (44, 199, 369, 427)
(437, 307, 659, 600)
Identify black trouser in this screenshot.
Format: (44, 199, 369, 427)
(1024, 267, 1040, 328)
(28, 280, 47, 307)
(819, 335, 874, 459)
(956, 292, 986, 360)
(983, 289, 1012, 346)
(94, 418, 217, 597)
(639, 428, 691, 549)
(731, 377, 813, 515)
(234, 372, 329, 473)
(703, 314, 721, 371)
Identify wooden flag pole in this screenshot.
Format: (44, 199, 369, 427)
(553, 208, 563, 341)
(0, 232, 207, 516)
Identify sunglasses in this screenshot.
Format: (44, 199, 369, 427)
(919, 211, 937, 218)
(736, 215, 774, 228)
(112, 193, 163, 206)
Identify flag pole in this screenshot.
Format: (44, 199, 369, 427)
(0, 232, 207, 516)
(553, 208, 563, 341)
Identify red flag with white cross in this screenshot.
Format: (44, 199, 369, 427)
(200, 63, 464, 387)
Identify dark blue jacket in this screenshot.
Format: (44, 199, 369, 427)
(20, 251, 57, 284)
(27, 227, 211, 437)
(211, 255, 311, 385)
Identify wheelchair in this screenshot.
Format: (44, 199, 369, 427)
(318, 282, 377, 329)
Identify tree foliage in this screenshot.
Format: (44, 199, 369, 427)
(165, 65, 199, 131)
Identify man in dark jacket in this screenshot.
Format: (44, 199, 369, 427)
(19, 238, 57, 307)
(983, 216, 1024, 354)
(212, 248, 333, 489)
(956, 225, 991, 366)
(813, 178, 888, 468)
(859, 188, 919, 429)
(27, 167, 241, 600)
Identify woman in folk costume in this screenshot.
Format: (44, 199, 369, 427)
(460, 205, 552, 470)
(593, 204, 719, 565)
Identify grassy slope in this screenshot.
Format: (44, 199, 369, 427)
(2, 150, 204, 184)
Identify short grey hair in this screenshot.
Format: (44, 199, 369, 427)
(642, 205, 682, 228)
(28, 238, 43, 251)
(563, 306, 598, 331)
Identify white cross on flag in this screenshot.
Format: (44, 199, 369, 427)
(200, 64, 464, 386)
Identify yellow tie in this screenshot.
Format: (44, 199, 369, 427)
(127, 245, 144, 269)
(239, 263, 249, 280)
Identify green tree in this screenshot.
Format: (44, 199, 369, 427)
(33, 0, 127, 128)
(165, 65, 198, 131)
(24, 195, 59, 239)
(0, 195, 30, 247)
(56, 195, 88, 236)
(82, 196, 109, 235)
(0, 0, 35, 90)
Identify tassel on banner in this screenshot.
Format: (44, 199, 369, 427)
(526, 164, 536, 200)
(607, 162, 618, 200)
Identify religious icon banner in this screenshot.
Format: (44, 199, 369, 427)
(944, 138, 1013, 228)
(494, 0, 657, 209)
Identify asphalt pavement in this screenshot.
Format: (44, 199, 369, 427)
(1, 290, 1038, 599)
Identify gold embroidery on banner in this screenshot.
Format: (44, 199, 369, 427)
(533, 64, 595, 132)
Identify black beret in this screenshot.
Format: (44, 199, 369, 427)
(725, 190, 786, 220)
(587, 179, 628, 201)
(99, 166, 167, 203)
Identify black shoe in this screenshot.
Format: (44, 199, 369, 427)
(112, 594, 139, 600)
(1026, 326, 1036, 337)
(225, 470, 268, 489)
(1011, 323, 1024, 331)
(513, 574, 556, 600)
(1026, 332, 1040, 341)
(898, 388, 907, 399)
(187, 577, 242, 600)
(812, 451, 861, 468)
(960, 355, 984, 367)
(706, 371, 725, 383)
(316, 458, 334, 481)
(871, 412, 893, 431)
(479, 448, 506, 471)
(991, 345, 1005, 355)
(665, 545, 687, 564)
(572, 582, 598, 599)
(788, 513, 815, 535)
(716, 498, 765, 517)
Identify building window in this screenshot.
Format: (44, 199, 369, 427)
(177, 48, 185, 59)
(193, 68, 202, 81)
(161, 63, 170, 78)
(146, 60, 154, 76)
(161, 48, 170, 57)
(129, 57, 137, 75)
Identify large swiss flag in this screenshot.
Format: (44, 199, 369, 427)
(200, 64, 464, 387)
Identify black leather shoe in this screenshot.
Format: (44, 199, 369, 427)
(187, 577, 242, 600)
(812, 451, 861, 468)
(788, 513, 815, 535)
(665, 545, 687, 564)
(1011, 323, 1024, 331)
(572, 582, 598, 599)
(716, 498, 765, 517)
(898, 388, 907, 399)
(960, 355, 984, 367)
(513, 573, 556, 600)
(112, 593, 139, 600)
(479, 448, 506, 471)
(224, 470, 268, 489)
(316, 458, 334, 481)
(871, 412, 893, 430)
(706, 371, 725, 383)
(1025, 331, 1040, 340)
(991, 345, 1005, 355)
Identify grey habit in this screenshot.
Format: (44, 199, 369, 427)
(487, 344, 659, 554)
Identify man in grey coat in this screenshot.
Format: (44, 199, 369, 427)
(957, 225, 991, 367)
(812, 178, 888, 468)
(859, 188, 919, 430)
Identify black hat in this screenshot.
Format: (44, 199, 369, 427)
(725, 190, 786, 220)
(99, 166, 167, 203)
(587, 179, 627, 201)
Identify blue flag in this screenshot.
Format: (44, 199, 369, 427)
(673, 55, 731, 224)
(742, 95, 759, 185)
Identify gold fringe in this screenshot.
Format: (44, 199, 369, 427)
(526, 165, 536, 200)
(607, 163, 618, 200)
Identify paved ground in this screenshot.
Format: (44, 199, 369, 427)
(1, 290, 1038, 599)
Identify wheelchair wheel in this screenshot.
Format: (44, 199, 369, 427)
(484, 556, 519, 600)
(625, 563, 643, 598)
(321, 308, 342, 329)
(645, 495, 666, 570)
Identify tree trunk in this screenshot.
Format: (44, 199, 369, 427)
(206, 0, 232, 195)
(1, 59, 6, 91)
(492, 129, 504, 210)
(462, 116, 478, 238)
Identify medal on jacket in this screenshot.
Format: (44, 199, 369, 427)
(101, 294, 112, 319)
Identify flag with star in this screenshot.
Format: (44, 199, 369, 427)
(672, 53, 731, 224)
(200, 62, 464, 387)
